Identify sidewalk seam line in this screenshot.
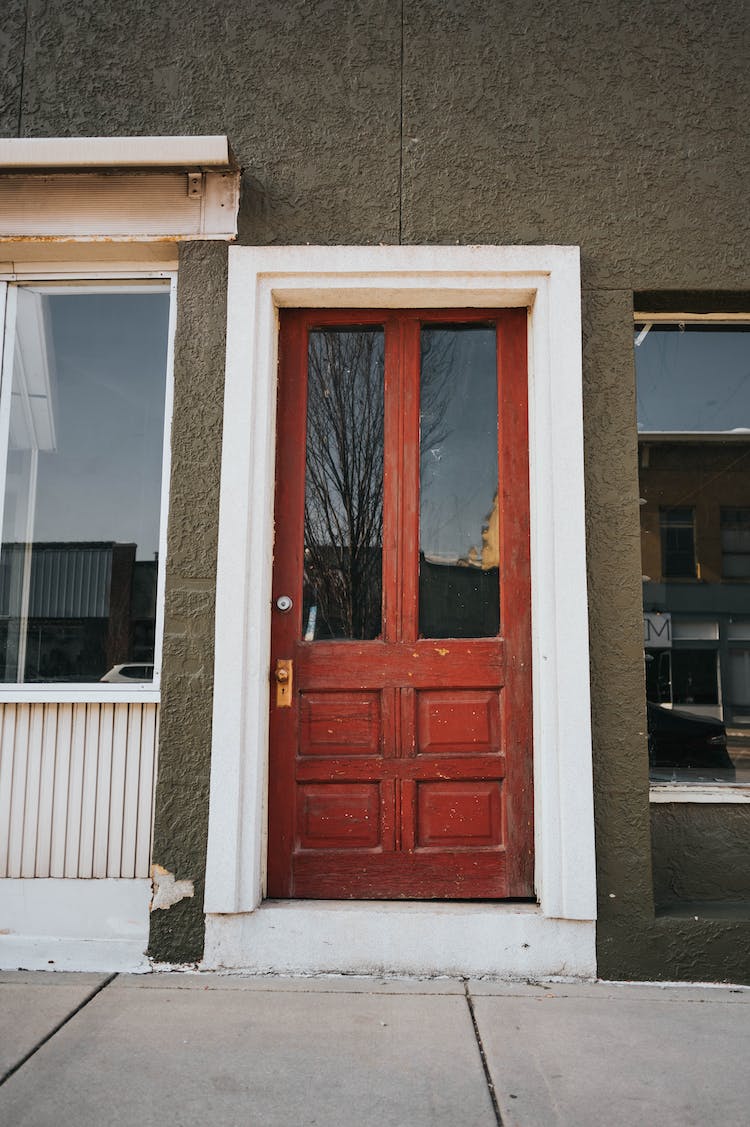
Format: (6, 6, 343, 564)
(116, 984, 463, 995)
(464, 979, 504, 1127)
(0, 973, 118, 1087)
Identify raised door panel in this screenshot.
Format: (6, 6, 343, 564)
(415, 781, 504, 850)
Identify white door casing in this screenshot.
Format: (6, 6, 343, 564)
(204, 246, 596, 977)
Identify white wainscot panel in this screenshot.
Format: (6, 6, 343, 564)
(0, 702, 158, 879)
(0, 878, 151, 971)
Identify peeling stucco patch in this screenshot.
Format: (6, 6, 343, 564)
(150, 864, 195, 911)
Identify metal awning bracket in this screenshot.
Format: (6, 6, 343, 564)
(187, 172, 203, 199)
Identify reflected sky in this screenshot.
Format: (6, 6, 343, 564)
(420, 326, 498, 564)
(636, 325, 750, 433)
(30, 292, 169, 559)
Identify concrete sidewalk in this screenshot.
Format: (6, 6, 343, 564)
(0, 972, 748, 1126)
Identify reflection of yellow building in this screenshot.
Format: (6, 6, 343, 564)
(460, 492, 500, 570)
(639, 439, 750, 581)
(640, 437, 750, 729)
(481, 491, 500, 570)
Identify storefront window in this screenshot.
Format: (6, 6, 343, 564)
(636, 319, 750, 784)
(0, 283, 171, 685)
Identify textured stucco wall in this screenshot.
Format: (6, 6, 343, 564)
(4, 0, 750, 978)
(148, 243, 228, 963)
(400, 1, 749, 291)
(0, 0, 24, 137)
(581, 288, 657, 951)
(652, 805, 750, 906)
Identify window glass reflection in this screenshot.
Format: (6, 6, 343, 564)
(637, 323, 750, 783)
(419, 325, 499, 639)
(0, 288, 170, 683)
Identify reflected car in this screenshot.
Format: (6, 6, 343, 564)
(100, 663, 154, 683)
(647, 702, 735, 781)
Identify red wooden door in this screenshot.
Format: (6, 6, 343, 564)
(268, 309, 533, 899)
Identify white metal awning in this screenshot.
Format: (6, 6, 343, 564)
(0, 135, 240, 242)
(0, 135, 237, 170)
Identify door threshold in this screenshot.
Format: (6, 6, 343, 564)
(258, 898, 542, 912)
(203, 901, 595, 979)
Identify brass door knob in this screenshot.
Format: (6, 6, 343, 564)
(274, 659, 293, 706)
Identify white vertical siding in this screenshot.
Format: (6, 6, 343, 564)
(7, 704, 28, 877)
(49, 704, 72, 878)
(92, 704, 114, 879)
(135, 706, 158, 878)
(107, 706, 129, 877)
(20, 705, 44, 877)
(0, 706, 17, 873)
(64, 707, 87, 878)
(0, 702, 158, 879)
(35, 707, 58, 877)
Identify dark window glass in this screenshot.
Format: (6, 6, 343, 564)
(659, 507, 696, 578)
(671, 649, 719, 706)
(0, 288, 169, 683)
(637, 321, 750, 783)
(721, 507, 750, 578)
(419, 325, 499, 639)
(303, 328, 384, 641)
(728, 648, 750, 707)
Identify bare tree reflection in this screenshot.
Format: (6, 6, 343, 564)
(304, 330, 384, 639)
(302, 326, 454, 641)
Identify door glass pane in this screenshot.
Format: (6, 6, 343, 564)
(419, 324, 499, 638)
(303, 328, 384, 640)
(0, 287, 170, 683)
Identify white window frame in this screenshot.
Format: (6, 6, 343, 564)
(0, 268, 177, 703)
(203, 246, 597, 976)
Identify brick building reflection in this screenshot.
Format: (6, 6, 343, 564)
(0, 542, 157, 682)
(640, 436, 750, 731)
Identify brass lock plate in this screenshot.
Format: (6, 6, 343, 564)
(275, 659, 293, 707)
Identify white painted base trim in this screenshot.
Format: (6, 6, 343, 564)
(0, 879, 151, 972)
(203, 904, 596, 980)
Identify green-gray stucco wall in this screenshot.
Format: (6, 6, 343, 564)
(148, 243, 228, 963)
(3, 0, 749, 979)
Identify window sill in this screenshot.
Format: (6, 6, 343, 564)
(655, 900, 750, 922)
(0, 685, 160, 704)
(650, 783, 750, 804)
